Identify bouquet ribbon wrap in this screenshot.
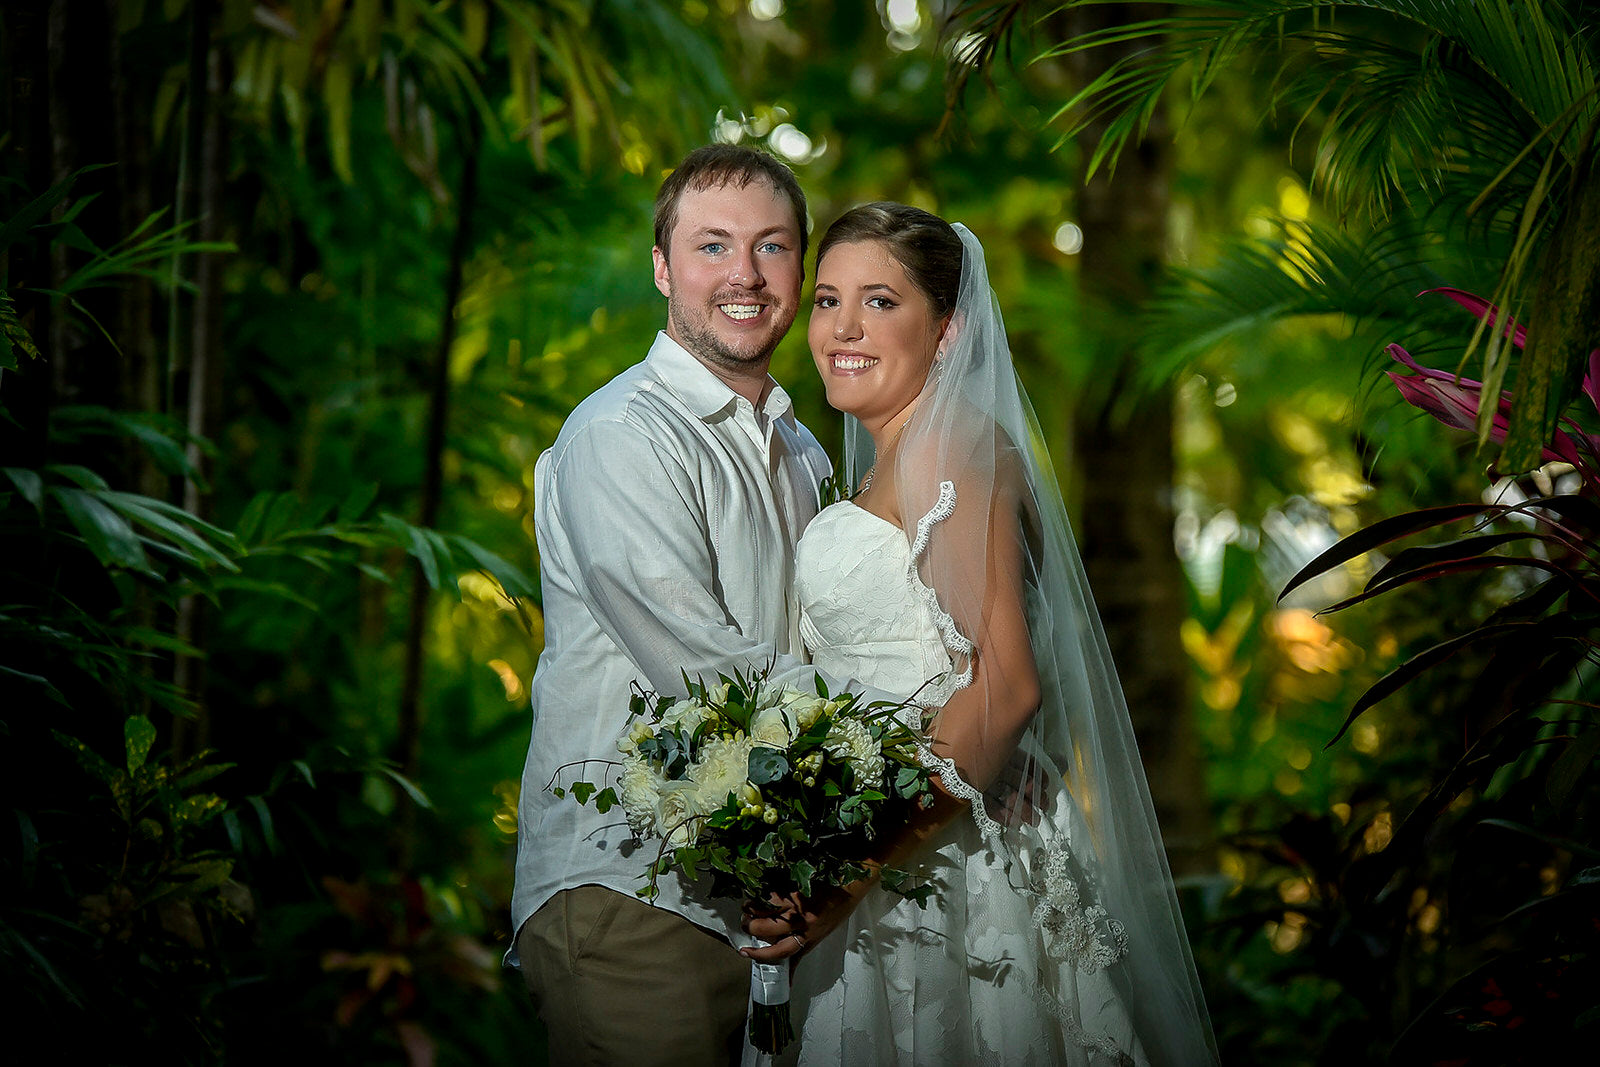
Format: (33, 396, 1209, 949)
(748, 959, 793, 1054)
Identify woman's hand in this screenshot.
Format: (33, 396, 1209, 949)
(738, 881, 872, 964)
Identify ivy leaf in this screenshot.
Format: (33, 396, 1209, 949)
(594, 787, 618, 814)
(790, 859, 816, 896)
(571, 781, 596, 805)
(678, 847, 702, 881)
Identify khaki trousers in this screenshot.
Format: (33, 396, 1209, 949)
(519, 885, 749, 1066)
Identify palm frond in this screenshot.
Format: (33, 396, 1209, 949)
(1136, 214, 1499, 385)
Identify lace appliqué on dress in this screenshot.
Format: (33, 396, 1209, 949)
(1033, 848, 1129, 974)
(910, 481, 1135, 1064)
(908, 480, 973, 697)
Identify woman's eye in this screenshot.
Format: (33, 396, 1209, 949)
(867, 297, 896, 310)
(814, 296, 838, 308)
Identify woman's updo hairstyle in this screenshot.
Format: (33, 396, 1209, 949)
(814, 203, 964, 318)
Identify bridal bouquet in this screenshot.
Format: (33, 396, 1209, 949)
(552, 667, 936, 1054)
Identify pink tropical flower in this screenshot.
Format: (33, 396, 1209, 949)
(1385, 288, 1599, 478)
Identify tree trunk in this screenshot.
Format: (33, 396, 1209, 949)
(172, 1, 226, 758)
(0, 0, 54, 467)
(395, 113, 481, 863)
(1061, 2, 1215, 877)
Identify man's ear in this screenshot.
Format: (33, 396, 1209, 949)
(652, 246, 671, 299)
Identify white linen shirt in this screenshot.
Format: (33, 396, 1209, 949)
(510, 331, 858, 961)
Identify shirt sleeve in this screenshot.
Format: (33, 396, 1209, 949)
(545, 415, 893, 705)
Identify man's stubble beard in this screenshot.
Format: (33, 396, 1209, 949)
(667, 289, 796, 373)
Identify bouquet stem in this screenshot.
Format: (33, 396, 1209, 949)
(748, 960, 794, 1055)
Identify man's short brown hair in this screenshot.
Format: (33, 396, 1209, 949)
(653, 144, 808, 264)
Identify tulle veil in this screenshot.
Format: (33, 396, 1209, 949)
(840, 224, 1216, 1064)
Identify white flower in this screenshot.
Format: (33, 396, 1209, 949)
(749, 706, 793, 748)
(619, 756, 664, 836)
(825, 718, 885, 789)
(655, 781, 703, 847)
(618, 719, 653, 758)
(687, 735, 755, 814)
(783, 694, 829, 732)
(659, 699, 713, 737)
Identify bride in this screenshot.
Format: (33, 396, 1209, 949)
(741, 204, 1216, 1065)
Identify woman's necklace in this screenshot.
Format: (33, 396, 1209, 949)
(859, 418, 910, 493)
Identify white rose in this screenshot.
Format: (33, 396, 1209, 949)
(619, 757, 664, 836)
(655, 781, 703, 847)
(784, 695, 828, 732)
(687, 735, 755, 814)
(749, 706, 794, 748)
(659, 699, 712, 737)
(825, 718, 885, 789)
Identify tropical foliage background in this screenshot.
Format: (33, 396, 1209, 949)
(2, 1, 1594, 1063)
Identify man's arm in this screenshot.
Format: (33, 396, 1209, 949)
(547, 416, 888, 702)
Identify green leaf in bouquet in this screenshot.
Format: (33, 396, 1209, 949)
(570, 781, 596, 805)
(814, 673, 828, 698)
(756, 834, 779, 864)
(736, 856, 765, 888)
(895, 765, 923, 795)
(861, 789, 885, 803)
(747, 746, 789, 785)
(822, 780, 842, 797)
(594, 787, 618, 814)
(790, 858, 816, 896)
(677, 846, 702, 880)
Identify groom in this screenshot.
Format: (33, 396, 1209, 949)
(510, 145, 841, 1065)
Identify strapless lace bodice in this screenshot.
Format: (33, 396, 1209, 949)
(794, 497, 959, 706)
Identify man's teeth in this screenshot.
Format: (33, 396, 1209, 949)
(834, 355, 876, 370)
(720, 304, 763, 320)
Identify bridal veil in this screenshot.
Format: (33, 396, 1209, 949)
(842, 224, 1217, 1065)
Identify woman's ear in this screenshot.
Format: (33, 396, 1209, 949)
(935, 311, 962, 360)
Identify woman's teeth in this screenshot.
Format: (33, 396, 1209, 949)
(833, 355, 876, 370)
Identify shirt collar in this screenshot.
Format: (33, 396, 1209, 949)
(645, 331, 794, 424)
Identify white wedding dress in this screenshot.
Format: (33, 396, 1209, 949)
(781, 496, 1147, 1067)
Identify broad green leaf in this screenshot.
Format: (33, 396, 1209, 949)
(453, 539, 537, 598)
(53, 487, 149, 572)
(1279, 503, 1489, 602)
(53, 730, 118, 786)
(124, 715, 156, 773)
(1547, 728, 1600, 810)
(248, 795, 278, 854)
(380, 766, 432, 809)
(3, 467, 43, 508)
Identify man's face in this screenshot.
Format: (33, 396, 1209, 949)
(652, 179, 803, 376)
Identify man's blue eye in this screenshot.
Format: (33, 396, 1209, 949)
(703, 243, 726, 255)
(759, 242, 783, 254)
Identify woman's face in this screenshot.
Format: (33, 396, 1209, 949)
(808, 239, 947, 433)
